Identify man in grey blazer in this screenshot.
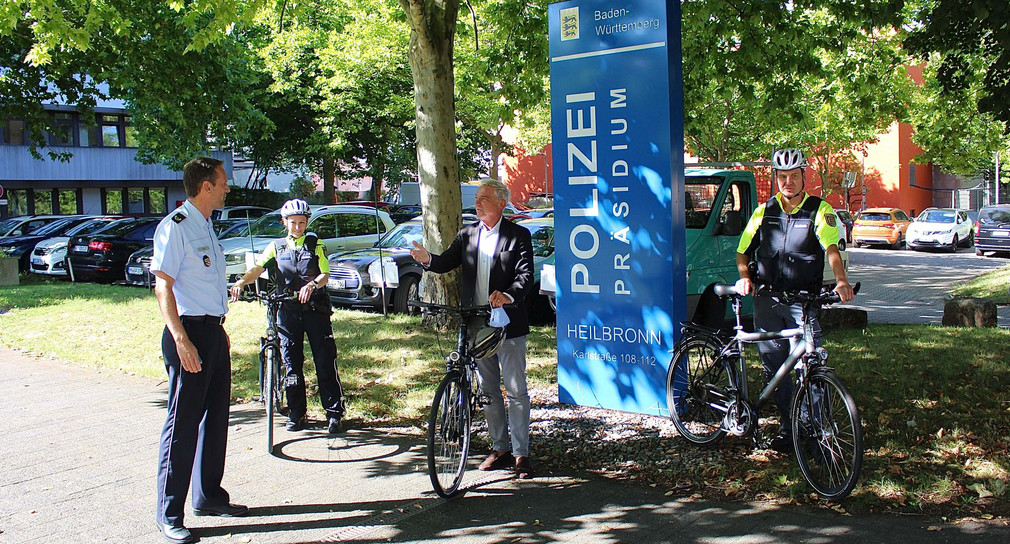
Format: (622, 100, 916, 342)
(411, 179, 536, 478)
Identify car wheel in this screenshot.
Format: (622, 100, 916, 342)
(965, 231, 974, 247)
(948, 235, 959, 253)
(391, 274, 420, 315)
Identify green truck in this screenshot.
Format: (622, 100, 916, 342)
(542, 168, 846, 326)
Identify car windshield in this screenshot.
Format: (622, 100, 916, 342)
(377, 222, 423, 248)
(917, 210, 955, 223)
(30, 218, 77, 236)
(0, 218, 22, 235)
(68, 218, 119, 236)
(247, 213, 286, 237)
(979, 208, 1010, 225)
(95, 218, 150, 237)
(527, 224, 555, 257)
(858, 212, 891, 221)
(686, 178, 722, 228)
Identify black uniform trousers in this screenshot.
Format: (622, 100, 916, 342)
(277, 308, 343, 421)
(157, 320, 232, 527)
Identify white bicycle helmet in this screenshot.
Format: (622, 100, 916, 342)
(280, 199, 310, 218)
(470, 325, 506, 360)
(772, 148, 808, 171)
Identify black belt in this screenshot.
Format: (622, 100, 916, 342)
(181, 315, 226, 326)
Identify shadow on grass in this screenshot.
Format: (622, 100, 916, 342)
(0, 275, 154, 310)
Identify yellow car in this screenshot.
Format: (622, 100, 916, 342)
(852, 207, 912, 249)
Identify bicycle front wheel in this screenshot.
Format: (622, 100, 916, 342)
(791, 370, 863, 500)
(427, 372, 471, 498)
(262, 344, 277, 454)
(666, 333, 730, 446)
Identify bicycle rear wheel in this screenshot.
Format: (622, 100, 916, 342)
(791, 370, 863, 500)
(666, 333, 730, 446)
(427, 372, 471, 498)
(271, 347, 287, 416)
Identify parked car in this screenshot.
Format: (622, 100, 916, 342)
(211, 206, 272, 221)
(851, 207, 912, 249)
(325, 218, 426, 314)
(0, 216, 96, 272)
(30, 217, 125, 276)
(906, 208, 974, 252)
(833, 209, 854, 243)
(525, 208, 554, 219)
(517, 217, 556, 322)
(220, 205, 396, 284)
(974, 204, 1010, 256)
(66, 217, 160, 282)
(0, 215, 70, 238)
(123, 245, 155, 287)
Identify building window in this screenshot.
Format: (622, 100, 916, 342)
(79, 123, 98, 147)
(128, 188, 145, 213)
(47, 112, 74, 146)
(7, 189, 29, 216)
(34, 189, 54, 215)
(105, 189, 123, 214)
(2, 119, 26, 146)
(124, 116, 138, 148)
(149, 188, 166, 214)
(59, 189, 79, 214)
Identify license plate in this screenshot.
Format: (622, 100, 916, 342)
(127, 266, 143, 276)
(327, 278, 345, 289)
(992, 230, 1009, 237)
(31, 257, 43, 265)
(73, 245, 88, 253)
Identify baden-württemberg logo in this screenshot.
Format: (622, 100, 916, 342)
(561, 7, 579, 41)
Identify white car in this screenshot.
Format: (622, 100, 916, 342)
(0, 215, 68, 238)
(29, 217, 125, 276)
(906, 208, 974, 252)
(222, 205, 396, 284)
(211, 206, 273, 221)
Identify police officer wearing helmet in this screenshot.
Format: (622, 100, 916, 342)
(410, 179, 536, 478)
(229, 199, 346, 434)
(735, 148, 855, 453)
(152, 157, 247, 544)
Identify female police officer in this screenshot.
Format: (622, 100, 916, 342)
(229, 199, 345, 433)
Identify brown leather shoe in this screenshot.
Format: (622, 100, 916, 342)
(515, 456, 534, 479)
(479, 450, 515, 471)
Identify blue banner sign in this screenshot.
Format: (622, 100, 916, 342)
(549, 0, 685, 415)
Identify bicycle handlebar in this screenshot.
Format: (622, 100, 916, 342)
(713, 282, 861, 305)
(238, 289, 300, 304)
(410, 300, 514, 317)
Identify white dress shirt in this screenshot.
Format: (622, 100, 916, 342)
(474, 217, 502, 306)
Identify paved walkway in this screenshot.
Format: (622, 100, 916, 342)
(844, 248, 1010, 326)
(1, 347, 1007, 543)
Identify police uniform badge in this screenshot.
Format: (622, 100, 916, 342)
(203, 255, 211, 267)
(172, 212, 186, 223)
(825, 213, 837, 227)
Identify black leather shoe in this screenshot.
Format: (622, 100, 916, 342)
(327, 417, 342, 434)
(193, 503, 249, 517)
(156, 519, 196, 543)
(769, 433, 793, 453)
(286, 417, 306, 432)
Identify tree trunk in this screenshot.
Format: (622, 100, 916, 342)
(322, 157, 336, 205)
(401, 0, 462, 307)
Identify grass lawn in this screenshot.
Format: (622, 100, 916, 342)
(1, 275, 1007, 518)
(952, 263, 1010, 302)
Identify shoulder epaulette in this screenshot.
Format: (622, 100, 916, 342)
(172, 212, 186, 223)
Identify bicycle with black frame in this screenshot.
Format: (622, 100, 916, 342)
(666, 282, 863, 500)
(239, 287, 297, 454)
(413, 300, 505, 498)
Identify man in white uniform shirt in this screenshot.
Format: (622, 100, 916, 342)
(410, 179, 536, 478)
(151, 157, 247, 544)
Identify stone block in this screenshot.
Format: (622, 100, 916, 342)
(942, 297, 997, 327)
(0, 257, 18, 286)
